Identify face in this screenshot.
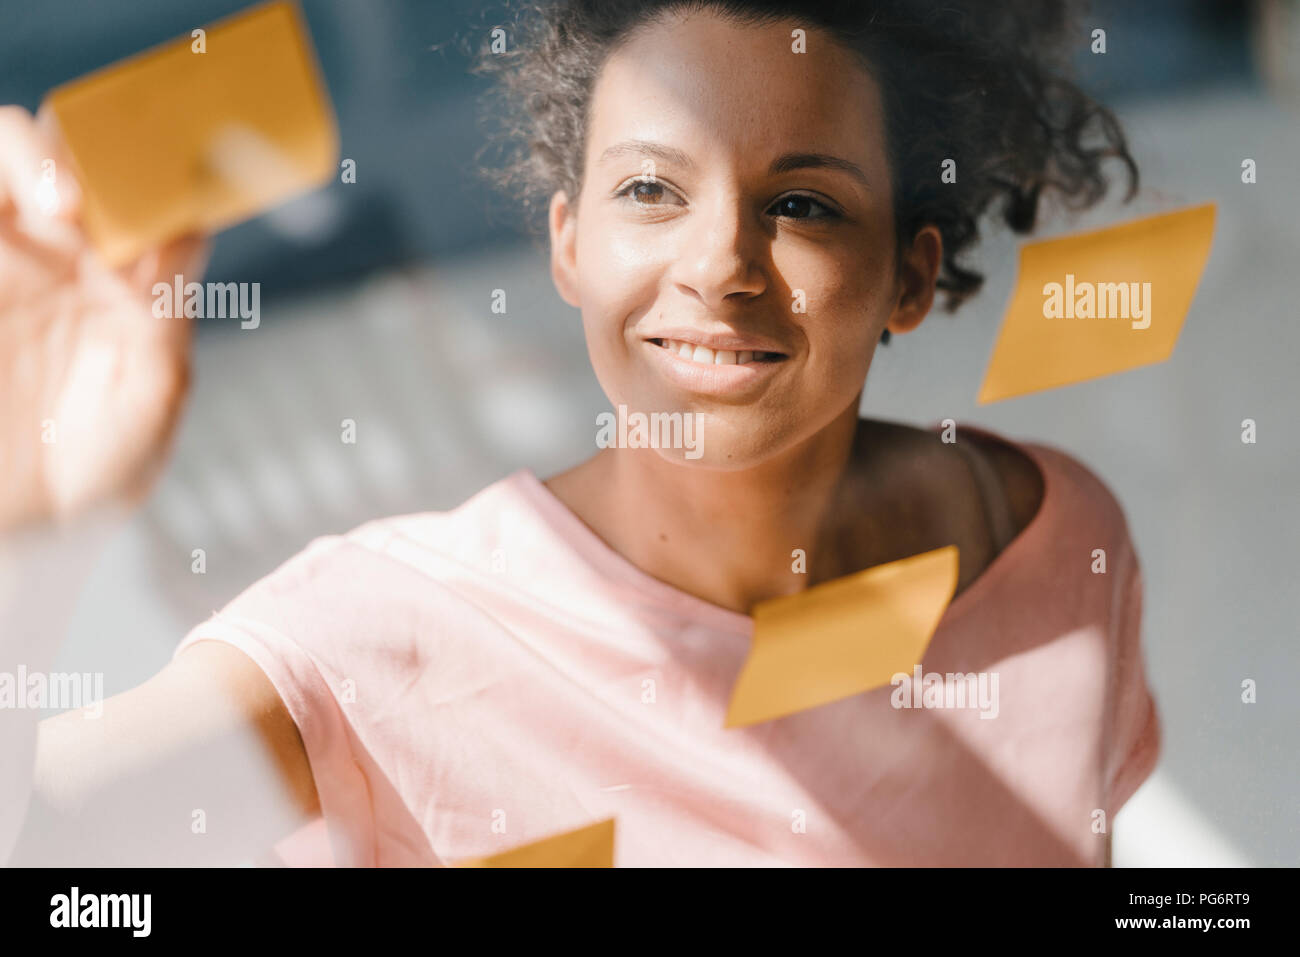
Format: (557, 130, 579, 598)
(549, 10, 940, 469)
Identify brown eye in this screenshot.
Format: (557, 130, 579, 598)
(769, 194, 837, 220)
(616, 178, 685, 207)
(633, 182, 664, 202)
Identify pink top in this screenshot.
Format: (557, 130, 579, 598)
(173, 423, 1161, 867)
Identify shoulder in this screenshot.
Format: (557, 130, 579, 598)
(958, 424, 1136, 549)
(866, 418, 1048, 544)
(1021, 436, 1136, 545)
(197, 473, 536, 644)
(965, 430, 1046, 541)
(964, 428, 1160, 807)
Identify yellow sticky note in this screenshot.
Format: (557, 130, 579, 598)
(724, 546, 958, 728)
(978, 203, 1216, 403)
(43, 0, 338, 267)
(453, 819, 616, 868)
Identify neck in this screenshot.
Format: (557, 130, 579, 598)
(546, 401, 875, 614)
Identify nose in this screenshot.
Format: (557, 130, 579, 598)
(669, 192, 767, 308)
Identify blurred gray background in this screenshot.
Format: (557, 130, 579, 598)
(3, 0, 1296, 865)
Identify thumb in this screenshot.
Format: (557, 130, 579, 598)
(127, 232, 212, 356)
(33, 104, 84, 225)
(125, 232, 212, 292)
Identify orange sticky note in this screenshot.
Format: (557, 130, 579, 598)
(453, 819, 616, 868)
(42, 0, 338, 267)
(724, 546, 958, 728)
(978, 203, 1216, 403)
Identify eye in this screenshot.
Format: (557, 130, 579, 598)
(614, 178, 686, 208)
(768, 193, 840, 221)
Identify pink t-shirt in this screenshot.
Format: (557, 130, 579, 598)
(173, 423, 1161, 867)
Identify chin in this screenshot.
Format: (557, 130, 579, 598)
(640, 415, 803, 471)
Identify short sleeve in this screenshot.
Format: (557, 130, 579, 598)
(1104, 548, 1162, 817)
(171, 534, 380, 867)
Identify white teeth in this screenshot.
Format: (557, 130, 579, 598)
(655, 338, 773, 366)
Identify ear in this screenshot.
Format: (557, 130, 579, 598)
(885, 224, 943, 336)
(549, 190, 581, 308)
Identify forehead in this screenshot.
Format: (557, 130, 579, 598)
(587, 11, 887, 174)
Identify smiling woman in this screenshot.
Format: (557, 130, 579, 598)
(475, 0, 1138, 313)
(6, 0, 1159, 869)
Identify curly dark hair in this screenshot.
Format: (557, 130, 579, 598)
(470, 0, 1138, 323)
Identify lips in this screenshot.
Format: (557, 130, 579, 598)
(641, 332, 788, 397)
(648, 337, 785, 366)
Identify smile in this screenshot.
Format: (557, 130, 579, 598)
(649, 338, 786, 366)
(642, 336, 788, 397)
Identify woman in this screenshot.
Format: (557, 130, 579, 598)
(1, 0, 1159, 866)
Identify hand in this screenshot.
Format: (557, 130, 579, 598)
(0, 105, 210, 532)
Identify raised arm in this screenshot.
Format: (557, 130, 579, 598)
(0, 104, 319, 866)
(9, 638, 319, 866)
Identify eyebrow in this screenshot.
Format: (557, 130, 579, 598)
(598, 140, 696, 170)
(598, 140, 872, 191)
(771, 152, 872, 192)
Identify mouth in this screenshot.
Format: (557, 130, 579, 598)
(641, 334, 789, 397)
(647, 337, 789, 367)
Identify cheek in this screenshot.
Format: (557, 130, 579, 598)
(574, 218, 668, 404)
(582, 267, 701, 413)
(576, 219, 663, 338)
(781, 248, 889, 378)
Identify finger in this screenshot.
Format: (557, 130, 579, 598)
(0, 106, 27, 212)
(0, 105, 82, 249)
(125, 232, 211, 355)
(34, 105, 84, 223)
(152, 232, 212, 289)
(0, 105, 80, 219)
(0, 106, 42, 214)
(124, 232, 211, 293)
